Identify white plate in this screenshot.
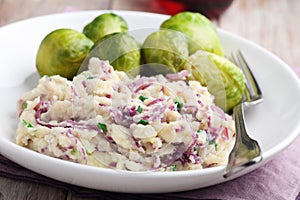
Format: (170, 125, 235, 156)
(0, 10, 300, 193)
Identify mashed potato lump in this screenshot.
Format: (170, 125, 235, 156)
(16, 58, 235, 171)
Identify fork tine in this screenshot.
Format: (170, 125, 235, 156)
(231, 50, 262, 102)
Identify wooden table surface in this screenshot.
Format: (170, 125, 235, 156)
(0, 0, 299, 199)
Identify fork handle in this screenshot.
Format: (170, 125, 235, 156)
(224, 103, 262, 178)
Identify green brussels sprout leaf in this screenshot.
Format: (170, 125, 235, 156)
(160, 11, 224, 56)
(141, 29, 189, 72)
(185, 50, 245, 112)
(81, 32, 141, 75)
(36, 28, 94, 80)
(83, 13, 128, 42)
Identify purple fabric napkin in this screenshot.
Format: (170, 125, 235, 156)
(1, 136, 299, 200)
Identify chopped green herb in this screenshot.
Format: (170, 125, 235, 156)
(22, 119, 34, 128)
(139, 95, 147, 102)
(171, 164, 177, 171)
(209, 140, 218, 151)
(97, 122, 107, 132)
(174, 100, 183, 111)
(138, 119, 149, 125)
(21, 102, 28, 110)
(71, 149, 78, 155)
(85, 148, 91, 155)
(197, 130, 206, 135)
(137, 105, 143, 113)
(209, 140, 215, 145)
(87, 76, 95, 80)
(22, 119, 27, 126)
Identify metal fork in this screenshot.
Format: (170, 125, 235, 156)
(223, 50, 263, 178)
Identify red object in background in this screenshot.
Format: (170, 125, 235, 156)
(149, 0, 234, 19)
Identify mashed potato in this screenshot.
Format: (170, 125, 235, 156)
(16, 58, 235, 171)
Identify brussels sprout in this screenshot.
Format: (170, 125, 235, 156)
(86, 32, 141, 73)
(36, 28, 94, 80)
(83, 13, 128, 42)
(141, 29, 189, 73)
(160, 12, 224, 56)
(185, 51, 245, 112)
